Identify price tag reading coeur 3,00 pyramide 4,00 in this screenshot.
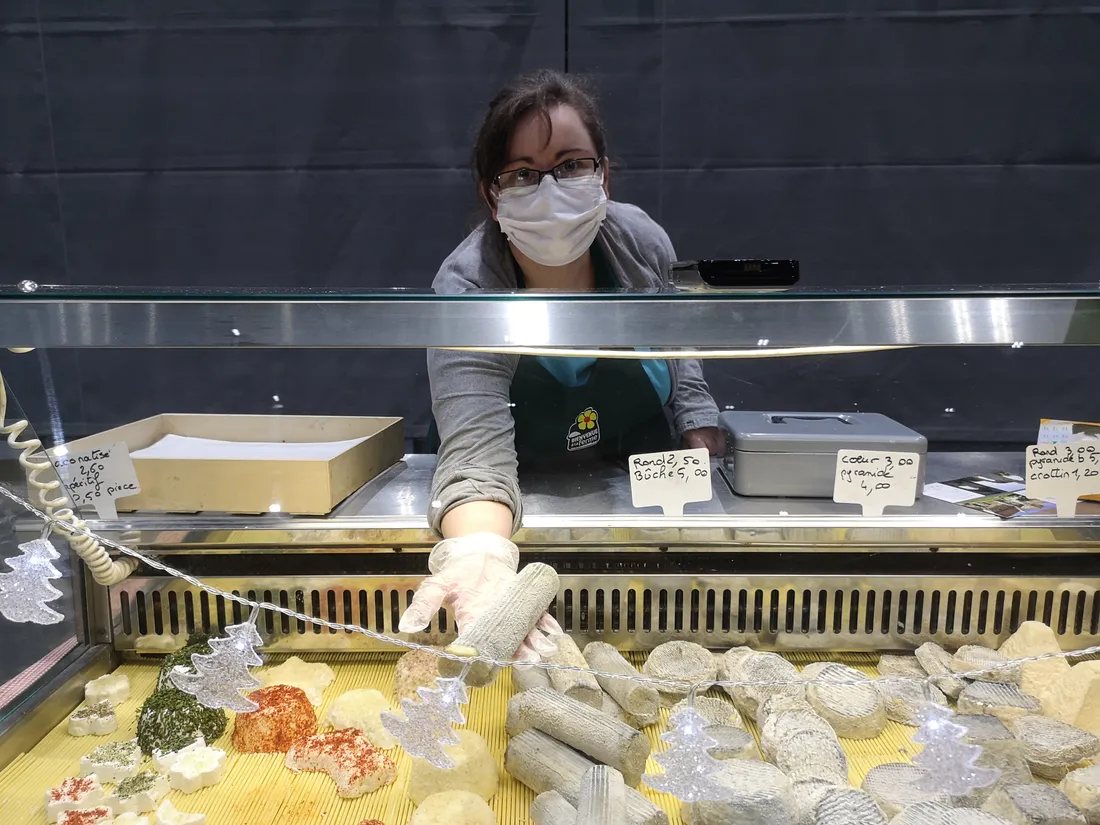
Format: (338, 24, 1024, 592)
(832, 449, 921, 517)
(1026, 443, 1100, 518)
(629, 448, 712, 517)
(51, 442, 140, 520)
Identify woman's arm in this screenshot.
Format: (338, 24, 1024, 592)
(427, 347, 524, 536)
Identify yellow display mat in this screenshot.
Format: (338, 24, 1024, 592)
(0, 651, 921, 825)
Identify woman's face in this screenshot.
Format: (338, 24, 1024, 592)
(488, 104, 608, 219)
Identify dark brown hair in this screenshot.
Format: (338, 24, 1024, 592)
(473, 69, 606, 203)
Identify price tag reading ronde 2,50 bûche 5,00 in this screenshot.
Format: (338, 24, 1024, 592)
(1026, 443, 1100, 518)
(832, 449, 921, 518)
(629, 448, 712, 517)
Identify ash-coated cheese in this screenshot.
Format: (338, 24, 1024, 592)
(705, 725, 759, 761)
(760, 708, 837, 762)
(1042, 662, 1100, 736)
(891, 802, 1013, 825)
(812, 787, 886, 825)
(982, 783, 1086, 825)
(950, 646, 1020, 684)
(790, 778, 843, 825)
(687, 759, 796, 825)
(642, 641, 717, 703)
(957, 681, 1042, 724)
(915, 643, 968, 698)
(998, 621, 1070, 698)
(861, 762, 949, 818)
(802, 662, 886, 739)
(758, 693, 815, 723)
(726, 651, 805, 721)
(878, 654, 928, 680)
(955, 714, 1033, 789)
(774, 730, 849, 785)
(1061, 764, 1100, 824)
(672, 696, 744, 729)
(1010, 714, 1100, 780)
(876, 677, 947, 725)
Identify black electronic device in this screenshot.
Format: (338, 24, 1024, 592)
(670, 259, 799, 292)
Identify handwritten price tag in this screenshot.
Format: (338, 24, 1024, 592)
(1026, 443, 1100, 518)
(629, 448, 712, 517)
(52, 442, 141, 520)
(833, 449, 921, 517)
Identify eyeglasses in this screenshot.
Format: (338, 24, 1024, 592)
(494, 157, 602, 192)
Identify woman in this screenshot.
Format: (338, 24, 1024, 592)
(399, 70, 721, 656)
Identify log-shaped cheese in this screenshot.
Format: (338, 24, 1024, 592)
(439, 563, 559, 687)
(577, 766, 627, 825)
(506, 687, 651, 786)
(584, 642, 660, 718)
(504, 730, 668, 825)
(531, 791, 577, 825)
(547, 635, 602, 708)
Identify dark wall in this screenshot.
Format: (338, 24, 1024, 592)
(2, 2, 1098, 446)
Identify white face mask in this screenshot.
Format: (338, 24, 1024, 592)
(495, 175, 608, 267)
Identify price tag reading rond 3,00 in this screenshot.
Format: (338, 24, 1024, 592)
(833, 449, 921, 518)
(50, 442, 141, 520)
(629, 448, 712, 517)
(1026, 443, 1100, 518)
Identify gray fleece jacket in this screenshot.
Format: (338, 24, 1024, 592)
(427, 200, 720, 535)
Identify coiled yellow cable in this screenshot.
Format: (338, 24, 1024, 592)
(0, 365, 137, 585)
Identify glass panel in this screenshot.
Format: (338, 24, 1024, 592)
(0, 372, 83, 722)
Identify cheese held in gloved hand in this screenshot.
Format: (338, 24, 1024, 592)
(322, 689, 398, 749)
(258, 656, 335, 706)
(399, 534, 561, 681)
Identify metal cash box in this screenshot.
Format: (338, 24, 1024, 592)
(719, 411, 928, 498)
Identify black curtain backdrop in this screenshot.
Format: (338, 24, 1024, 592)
(2, 1, 1098, 446)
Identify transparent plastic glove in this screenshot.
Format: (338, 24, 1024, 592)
(398, 532, 561, 661)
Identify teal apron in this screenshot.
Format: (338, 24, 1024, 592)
(427, 245, 674, 464)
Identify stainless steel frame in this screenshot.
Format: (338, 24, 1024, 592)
(1, 292, 1099, 348)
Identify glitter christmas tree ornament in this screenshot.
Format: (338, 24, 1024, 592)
(381, 675, 469, 769)
(0, 537, 65, 624)
(911, 703, 1000, 794)
(169, 607, 263, 713)
(643, 705, 735, 803)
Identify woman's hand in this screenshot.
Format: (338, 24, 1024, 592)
(682, 426, 725, 456)
(398, 532, 561, 662)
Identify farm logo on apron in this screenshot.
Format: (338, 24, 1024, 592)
(566, 407, 600, 452)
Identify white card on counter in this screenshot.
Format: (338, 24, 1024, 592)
(52, 442, 140, 520)
(1025, 443, 1100, 518)
(833, 449, 921, 517)
(629, 448, 712, 517)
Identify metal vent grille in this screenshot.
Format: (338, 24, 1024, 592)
(110, 574, 1100, 653)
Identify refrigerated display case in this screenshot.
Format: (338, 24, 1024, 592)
(1, 283, 1099, 824)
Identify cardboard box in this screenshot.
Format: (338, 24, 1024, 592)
(45, 414, 403, 515)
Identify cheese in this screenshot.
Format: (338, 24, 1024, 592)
(861, 763, 949, 818)
(1010, 715, 1100, 780)
(687, 759, 796, 825)
(725, 652, 804, 722)
(154, 800, 207, 825)
(876, 677, 947, 726)
(642, 642, 717, 703)
(152, 737, 227, 792)
(672, 696, 744, 729)
(1042, 662, 1100, 735)
(891, 803, 1013, 824)
(68, 701, 117, 737)
(108, 771, 171, 815)
(45, 776, 107, 823)
(812, 788, 886, 825)
(258, 656, 335, 706)
(982, 783, 1086, 824)
(85, 673, 130, 706)
(802, 662, 886, 739)
(877, 654, 927, 680)
(705, 725, 759, 761)
(80, 739, 141, 783)
(1060, 764, 1100, 824)
(789, 778, 843, 825)
(760, 708, 837, 762)
(957, 682, 1042, 724)
(114, 815, 152, 825)
(956, 713, 1033, 790)
(409, 790, 497, 825)
(914, 643, 967, 698)
(997, 621, 1070, 697)
(407, 729, 499, 806)
(950, 646, 1020, 684)
(323, 689, 399, 749)
(775, 730, 849, 786)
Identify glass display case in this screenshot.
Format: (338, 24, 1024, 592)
(1, 283, 1099, 825)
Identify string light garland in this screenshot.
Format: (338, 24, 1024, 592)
(1, 482, 1094, 692)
